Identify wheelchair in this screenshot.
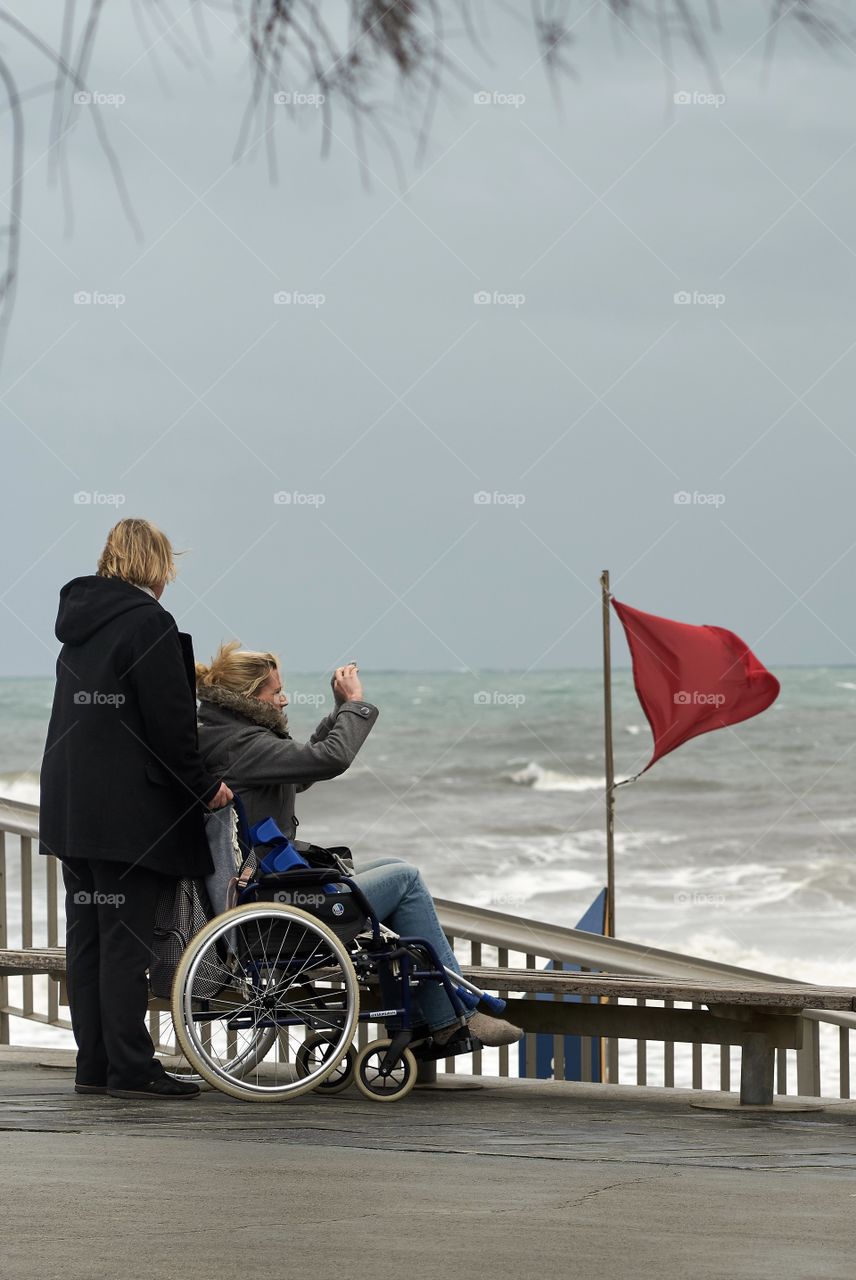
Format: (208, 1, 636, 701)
(170, 853, 506, 1103)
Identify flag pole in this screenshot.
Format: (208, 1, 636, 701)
(601, 569, 616, 939)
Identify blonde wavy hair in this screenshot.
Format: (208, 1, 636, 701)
(96, 518, 181, 590)
(196, 640, 279, 699)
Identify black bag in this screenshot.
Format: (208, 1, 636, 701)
(250, 872, 368, 948)
(293, 840, 355, 874)
(150, 876, 220, 999)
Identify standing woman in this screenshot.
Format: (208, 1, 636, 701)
(39, 519, 232, 1100)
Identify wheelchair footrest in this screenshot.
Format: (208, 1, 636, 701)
(413, 1029, 483, 1062)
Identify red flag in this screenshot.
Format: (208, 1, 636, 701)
(611, 598, 780, 774)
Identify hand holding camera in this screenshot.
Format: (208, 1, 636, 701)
(331, 662, 363, 705)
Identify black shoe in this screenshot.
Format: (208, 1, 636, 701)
(107, 1076, 201, 1100)
(74, 1083, 107, 1095)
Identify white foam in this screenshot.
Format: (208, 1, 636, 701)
(0, 773, 40, 805)
(507, 762, 604, 792)
(836, 681, 856, 691)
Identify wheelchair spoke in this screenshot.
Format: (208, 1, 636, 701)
(173, 904, 360, 1099)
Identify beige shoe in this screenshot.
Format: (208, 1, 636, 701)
(433, 1011, 524, 1048)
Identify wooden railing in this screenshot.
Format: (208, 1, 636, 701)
(0, 797, 847, 1098)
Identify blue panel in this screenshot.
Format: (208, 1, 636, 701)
(519, 888, 607, 1082)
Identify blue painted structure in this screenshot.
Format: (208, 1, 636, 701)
(518, 888, 607, 1082)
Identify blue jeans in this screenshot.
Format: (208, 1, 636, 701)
(354, 858, 463, 1031)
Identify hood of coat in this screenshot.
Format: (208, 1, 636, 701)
(196, 682, 291, 739)
(55, 574, 159, 645)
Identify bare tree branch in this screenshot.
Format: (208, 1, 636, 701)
(0, 0, 851, 372)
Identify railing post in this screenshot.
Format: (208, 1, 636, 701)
(444, 936, 456, 1075)
(471, 941, 482, 1077)
(606, 1029, 619, 1084)
(47, 855, 59, 1025)
(0, 831, 8, 1045)
(776, 1047, 788, 1095)
(497, 948, 509, 1078)
(636, 998, 647, 1086)
(796, 1018, 822, 1098)
(21, 835, 33, 1017)
(663, 999, 675, 1088)
(523, 953, 536, 1078)
(839, 1028, 850, 1100)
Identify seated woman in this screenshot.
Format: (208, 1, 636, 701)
(195, 642, 522, 1048)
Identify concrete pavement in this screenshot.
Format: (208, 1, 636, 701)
(3, 1047, 856, 1279)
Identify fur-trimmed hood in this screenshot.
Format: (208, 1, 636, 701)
(196, 682, 290, 738)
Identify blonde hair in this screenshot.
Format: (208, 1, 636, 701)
(96, 518, 181, 590)
(196, 640, 279, 698)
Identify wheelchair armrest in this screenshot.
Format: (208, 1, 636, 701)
(256, 869, 344, 889)
(255, 870, 377, 932)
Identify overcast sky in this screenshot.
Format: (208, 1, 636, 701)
(2, 2, 855, 676)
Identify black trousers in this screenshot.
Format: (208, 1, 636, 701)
(61, 858, 169, 1089)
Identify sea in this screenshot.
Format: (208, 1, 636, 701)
(3, 668, 855, 1077)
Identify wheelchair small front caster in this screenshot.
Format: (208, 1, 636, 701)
(296, 1033, 356, 1095)
(353, 1037, 417, 1101)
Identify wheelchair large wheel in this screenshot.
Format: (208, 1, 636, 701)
(171, 903, 359, 1101)
(353, 1038, 417, 1102)
(166, 1022, 278, 1085)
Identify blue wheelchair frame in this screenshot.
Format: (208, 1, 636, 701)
(228, 865, 505, 1066)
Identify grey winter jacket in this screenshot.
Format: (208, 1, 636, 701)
(196, 684, 378, 838)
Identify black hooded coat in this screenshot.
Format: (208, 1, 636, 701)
(39, 575, 221, 876)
